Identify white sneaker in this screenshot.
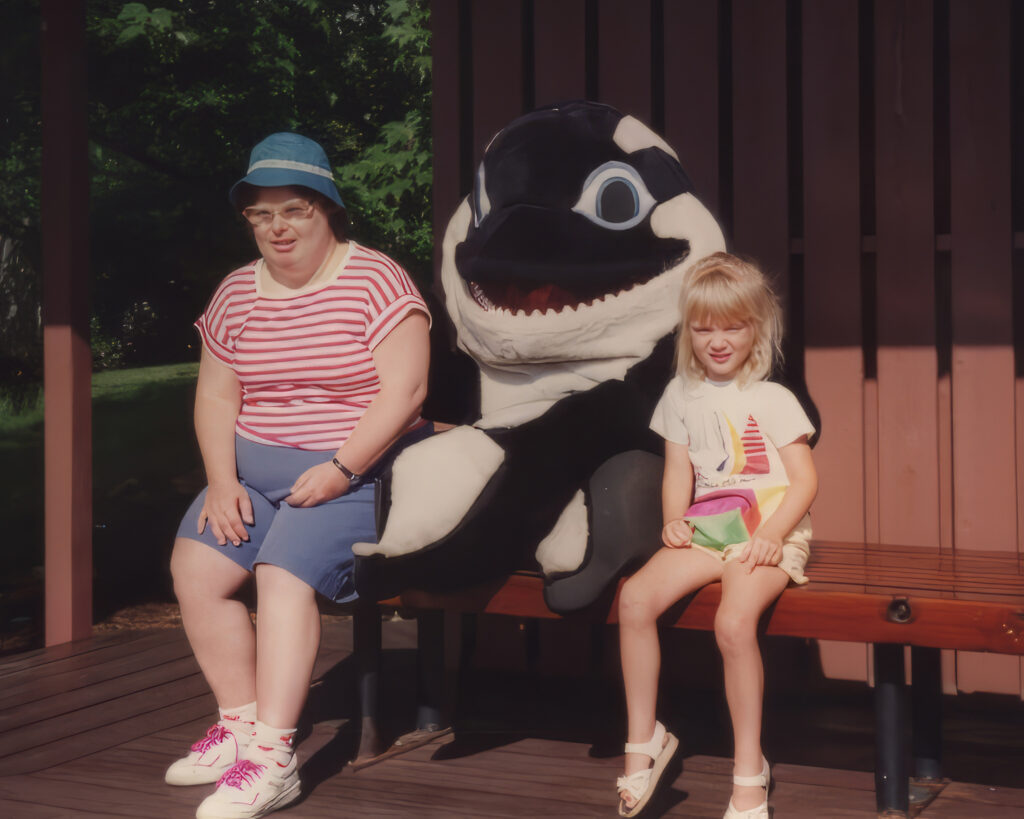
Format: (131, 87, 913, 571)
(165, 718, 253, 786)
(195, 747, 300, 819)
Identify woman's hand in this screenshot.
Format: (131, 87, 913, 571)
(738, 526, 784, 571)
(285, 461, 349, 508)
(198, 481, 254, 547)
(662, 518, 693, 549)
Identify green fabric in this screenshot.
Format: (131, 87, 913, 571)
(685, 509, 751, 551)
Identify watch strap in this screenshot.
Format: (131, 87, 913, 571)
(331, 457, 361, 482)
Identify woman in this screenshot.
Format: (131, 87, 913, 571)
(165, 132, 430, 819)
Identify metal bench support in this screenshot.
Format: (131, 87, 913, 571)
(873, 642, 909, 816)
(415, 610, 446, 730)
(911, 646, 942, 781)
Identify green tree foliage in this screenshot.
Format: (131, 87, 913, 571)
(0, 0, 431, 377)
(337, 0, 432, 265)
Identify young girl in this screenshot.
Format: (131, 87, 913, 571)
(615, 252, 817, 818)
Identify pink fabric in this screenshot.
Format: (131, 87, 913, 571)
(685, 488, 763, 536)
(684, 488, 755, 517)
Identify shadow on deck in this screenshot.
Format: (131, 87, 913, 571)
(0, 618, 1022, 818)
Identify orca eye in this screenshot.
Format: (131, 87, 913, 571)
(473, 162, 491, 227)
(572, 161, 656, 230)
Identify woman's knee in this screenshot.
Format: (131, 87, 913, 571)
(253, 562, 316, 602)
(170, 537, 248, 602)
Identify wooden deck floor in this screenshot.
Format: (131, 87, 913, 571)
(1, 619, 1022, 818)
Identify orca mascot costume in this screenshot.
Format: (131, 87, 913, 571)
(354, 101, 726, 612)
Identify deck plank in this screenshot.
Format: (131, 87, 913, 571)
(0, 642, 196, 710)
(0, 629, 165, 678)
(0, 654, 202, 730)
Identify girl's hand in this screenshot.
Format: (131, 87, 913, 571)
(285, 461, 349, 508)
(199, 481, 254, 547)
(739, 527, 784, 571)
(662, 518, 693, 549)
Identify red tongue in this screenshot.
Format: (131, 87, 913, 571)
(485, 281, 582, 313)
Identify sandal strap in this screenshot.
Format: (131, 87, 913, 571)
(623, 721, 666, 761)
(723, 798, 769, 818)
(616, 769, 653, 800)
(732, 756, 769, 788)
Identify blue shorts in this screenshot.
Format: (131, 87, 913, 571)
(176, 425, 431, 602)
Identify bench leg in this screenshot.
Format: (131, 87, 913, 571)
(371, 610, 455, 759)
(873, 643, 909, 816)
(349, 608, 455, 770)
(415, 610, 447, 730)
(911, 646, 942, 781)
(353, 601, 384, 761)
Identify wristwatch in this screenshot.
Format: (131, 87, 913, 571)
(331, 458, 361, 482)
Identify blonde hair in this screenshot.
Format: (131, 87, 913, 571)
(675, 252, 783, 386)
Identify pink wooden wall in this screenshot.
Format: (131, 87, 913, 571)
(431, 0, 1024, 697)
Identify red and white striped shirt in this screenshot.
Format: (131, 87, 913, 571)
(196, 243, 429, 451)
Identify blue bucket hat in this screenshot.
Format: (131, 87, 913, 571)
(229, 132, 344, 208)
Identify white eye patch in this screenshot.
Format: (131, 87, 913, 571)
(472, 162, 491, 227)
(613, 115, 680, 160)
(571, 161, 657, 231)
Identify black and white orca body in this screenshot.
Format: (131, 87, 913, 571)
(354, 101, 726, 610)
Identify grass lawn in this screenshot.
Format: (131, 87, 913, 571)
(0, 362, 203, 651)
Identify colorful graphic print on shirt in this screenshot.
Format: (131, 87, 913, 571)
(686, 410, 786, 550)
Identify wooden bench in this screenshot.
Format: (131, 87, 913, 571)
(353, 541, 1024, 817)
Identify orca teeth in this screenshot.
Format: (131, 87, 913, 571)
(469, 281, 496, 310)
(468, 279, 638, 316)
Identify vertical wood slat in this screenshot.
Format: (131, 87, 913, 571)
(863, 379, 880, 544)
(801, 0, 866, 683)
(42, 0, 92, 646)
(533, 0, 587, 107)
(596, 0, 652, 122)
(662, 0, 720, 214)
(730, 0, 789, 290)
(948, 0, 1016, 549)
(431, 0, 463, 284)
(471, 0, 525, 168)
(874, 0, 940, 550)
(948, 0, 1018, 695)
(1017, 375, 1024, 697)
(874, 1, 959, 698)
(802, 0, 863, 540)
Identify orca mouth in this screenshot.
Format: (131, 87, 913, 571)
(468, 278, 634, 314)
(466, 247, 691, 316)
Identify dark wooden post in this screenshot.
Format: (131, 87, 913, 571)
(42, 0, 92, 645)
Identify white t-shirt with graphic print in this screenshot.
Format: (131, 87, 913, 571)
(650, 376, 815, 499)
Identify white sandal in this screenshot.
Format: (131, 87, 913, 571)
(616, 721, 679, 817)
(722, 755, 770, 819)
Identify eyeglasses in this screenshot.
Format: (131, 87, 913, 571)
(242, 200, 316, 226)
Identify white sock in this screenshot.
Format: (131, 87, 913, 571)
(247, 720, 296, 765)
(219, 700, 257, 732)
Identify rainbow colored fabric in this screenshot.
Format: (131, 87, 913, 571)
(684, 412, 787, 550)
(683, 486, 787, 550)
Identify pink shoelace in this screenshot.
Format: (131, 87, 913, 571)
(191, 724, 232, 754)
(217, 759, 266, 789)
